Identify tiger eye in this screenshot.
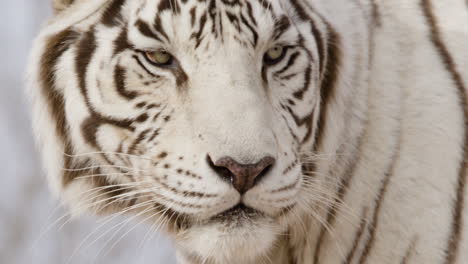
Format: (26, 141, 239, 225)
(145, 50, 173, 65)
(266, 46, 284, 60)
(264, 46, 286, 65)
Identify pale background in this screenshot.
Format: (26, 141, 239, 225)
(0, 1, 176, 263)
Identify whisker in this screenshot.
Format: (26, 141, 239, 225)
(95, 204, 167, 262)
(296, 197, 360, 229)
(297, 200, 347, 262)
(136, 210, 170, 260)
(135, 197, 182, 263)
(65, 200, 157, 264)
(74, 172, 136, 180)
(57, 187, 158, 231)
(62, 151, 155, 161)
(62, 164, 140, 172)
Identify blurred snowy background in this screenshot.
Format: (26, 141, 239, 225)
(0, 1, 176, 263)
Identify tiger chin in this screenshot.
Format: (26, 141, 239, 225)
(28, 0, 468, 263)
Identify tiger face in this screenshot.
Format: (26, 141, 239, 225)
(31, 0, 332, 262)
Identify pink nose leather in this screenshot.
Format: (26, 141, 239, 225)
(208, 156, 275, 194)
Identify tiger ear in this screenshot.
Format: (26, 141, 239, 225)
(52, 0, 76, 14)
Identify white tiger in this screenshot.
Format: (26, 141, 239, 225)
(28, 0, 468, 263)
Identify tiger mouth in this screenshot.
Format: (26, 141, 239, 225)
(210, 203, 263, 224)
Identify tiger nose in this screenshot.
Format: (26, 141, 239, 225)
(207, 156, 276, 194)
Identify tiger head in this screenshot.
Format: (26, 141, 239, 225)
(29, 0, 364, 262)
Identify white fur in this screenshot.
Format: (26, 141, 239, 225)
(27, 0, 468, 263)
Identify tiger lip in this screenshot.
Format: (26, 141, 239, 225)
(211, 203, 261, 221)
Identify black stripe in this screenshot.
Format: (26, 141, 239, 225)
(358, 143, 400, 263)
(192, 13, 208, 49)
(172, 66, 189, 87)
(255, 0, 271, 10)
(218, 9, 224, 42)
(356, 106, 402, 263)
(245, 1, 257, 26)
(208, 0, 218, 37)
(370, 0, 382, 27)
(135, 19, 163, 42)
(101, 0, 126, 27)
(289, 0, 325, 75)
(343, 207, 369, 264)
(220, 0, 242, 7)
(421, 1, 468, 264)
(287, 1, 330, 149)
(40, 29, 80, 186)
(312, 135, 362, 264)
(76, 31, 97, 92)
(283, 103, 314, 144)
(158, 0, 180, 14)
(400, 237, 418, 264)
(190, 6, 197, 26)
(77, 29, 134, 148)
(225, 11, 241, 32)
(133, 55, 157, 77)
(280, 112, 300, 143)
(154, 16, 170, 42)
(293, 65, 312, 100)
(113, 27, 131, 55)
(261, 65, 268, 83)
(310, 19, 325, 77)
(128, 128, 152, 154)
(40, 29, 132, 189)
(313, 21, 341, 153)
(288, 0, 333, 152)
(273, 15, 291, 40)
(274, 52, 301, 76)
(239, 13, 258, 47)
(148, 128, 161, 142)
(40, 30, 79, 144)
(114, 65, 137, 99)
(115, 142, 131, 165)
(285, 105, 313, 127)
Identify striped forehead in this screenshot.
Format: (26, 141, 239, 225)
(127, 0, 292, 50)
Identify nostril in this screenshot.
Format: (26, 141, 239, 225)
(207, 155, 276, 194)
(253, 162, 274, 187)
(206, 155, 234, 184)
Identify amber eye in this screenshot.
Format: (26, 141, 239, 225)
(144, 50, 173, 66)
(264, 46, 286, 65)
